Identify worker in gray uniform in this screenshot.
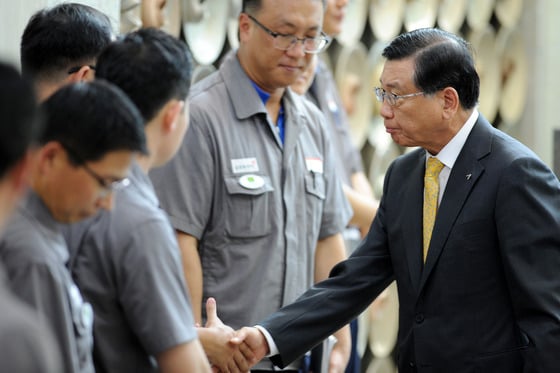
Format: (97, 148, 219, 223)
(0, 81, 147, 373)
(64, 28, 235, 373)
(0, 61, 62, 373)
(150, 0, 352, 371)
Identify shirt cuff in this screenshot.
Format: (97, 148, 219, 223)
(254, 325, 279, 356)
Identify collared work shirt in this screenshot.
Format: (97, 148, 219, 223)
(150, 53, 352, 332)
(65, 162, 197, 373)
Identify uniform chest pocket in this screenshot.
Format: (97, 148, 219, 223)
(224, 175, 274, 238)
(305, 172, 326, 200)
(304, 172, 326, 233)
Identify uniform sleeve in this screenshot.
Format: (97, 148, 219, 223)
(8, 261, 80, 373)
(149, 109, 215, 239)
(495, 156, 560, 372)
(117, 219, 198, 355)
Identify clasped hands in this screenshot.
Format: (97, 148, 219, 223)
(196, 297, 269, 373)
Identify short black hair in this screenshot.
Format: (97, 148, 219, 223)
(382, 28, 480, 110)
(0, 62, 42, 178)
(20, 3, 113, 81)
(95, 28, 193, 123)
(41, 81, 148, 163)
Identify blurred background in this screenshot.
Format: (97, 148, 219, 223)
(1, 1, 558, 372)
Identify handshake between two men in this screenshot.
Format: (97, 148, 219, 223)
(198, 298, 348, 373)
(197, 297, 270, 373)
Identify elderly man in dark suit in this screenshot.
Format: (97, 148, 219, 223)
(235, 27, 560, 373)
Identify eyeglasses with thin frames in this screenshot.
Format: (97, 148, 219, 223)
(62, 144, 130, 197)
(246, 14, 331, 54)
(374, 87, 425, 107)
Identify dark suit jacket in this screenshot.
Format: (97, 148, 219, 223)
(260, 116, 560, 372)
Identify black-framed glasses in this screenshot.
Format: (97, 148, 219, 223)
(67, 65, 96, 75)
(61, 143, 130, 197)
(246, 14, 331, 54)
(374, 87, 425, 107)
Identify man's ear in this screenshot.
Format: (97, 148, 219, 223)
(35, 141, 65, 175)
(441, 87, 459, 119)
(163, 100, 185, 132)
(238, 12, 252, 43)
(68, 65, 95, 83)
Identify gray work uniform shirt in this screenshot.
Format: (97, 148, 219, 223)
(65, 162, 197, 373)
(150, 53, 352, 331)
(0, 191, 94, 373)
(0, 267, 63, 373)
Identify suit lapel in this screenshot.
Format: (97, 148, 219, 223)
(418, 117, 493, 294)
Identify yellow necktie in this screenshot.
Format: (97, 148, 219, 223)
(423, 157, 445, 262)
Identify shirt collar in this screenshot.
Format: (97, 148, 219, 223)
(427, 109, 479, 168)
